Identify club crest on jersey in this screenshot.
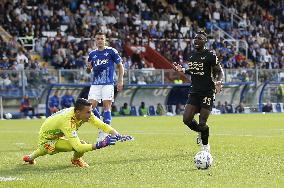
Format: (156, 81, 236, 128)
(104, 52, 109, 56)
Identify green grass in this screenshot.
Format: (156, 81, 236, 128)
(0, 114, 284, 187)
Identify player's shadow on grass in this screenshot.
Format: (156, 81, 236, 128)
(94, 152, 197, 172)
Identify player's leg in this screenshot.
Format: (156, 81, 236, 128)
(55, 138, 89, 167)
(198, 95, 214, 152)
(101, 85, 114, 125)
(23, 148, 47, 164)
(88, 85, 101, 119)
(199, 108, 210, 152)
(96, 85, 114, 141)
(102, 100, 112, 125)
(23, 138, 58, 164)
(183, 104, 200, 131)
(95, 100, 112, 141)
(89, 99, 100, 118)
(183, 93, 200, 131)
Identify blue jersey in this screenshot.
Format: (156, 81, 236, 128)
(61, 95, 75, 108)
(88, 47, 122, 85)
(49, 95, 60, 108)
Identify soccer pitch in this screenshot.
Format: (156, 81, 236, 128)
(0, 114, 284, 187)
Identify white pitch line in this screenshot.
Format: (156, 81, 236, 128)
(0, 177, 23, 182)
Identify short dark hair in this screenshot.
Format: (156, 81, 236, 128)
(74, 98, 92, 111)
(95, 31, 106, 36)
(197, 30, 207, 38)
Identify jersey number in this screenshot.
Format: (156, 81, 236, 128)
(203, 97, 211, 105)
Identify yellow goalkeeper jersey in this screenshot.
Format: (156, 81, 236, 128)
(38, 107, 114, 153)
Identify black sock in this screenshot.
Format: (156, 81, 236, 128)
(185, 119, 199, 132)
(200, 125, 209, 145)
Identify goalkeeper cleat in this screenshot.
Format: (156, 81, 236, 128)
(96, 131, 109, 142)
(201, 144, 211, 153)
(196, 132, 202, 145)
(23, 155, 36, 165)
(71, 158, 89, 168)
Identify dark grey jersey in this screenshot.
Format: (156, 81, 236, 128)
(184, 49, 219, 95)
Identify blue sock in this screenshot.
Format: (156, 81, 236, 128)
(93, 108, 100, 119)
(103, 110, 112, 125)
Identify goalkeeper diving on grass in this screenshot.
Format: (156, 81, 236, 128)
(23, 98, 134, 168)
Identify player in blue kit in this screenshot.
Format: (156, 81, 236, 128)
(86, 32, 124, 141)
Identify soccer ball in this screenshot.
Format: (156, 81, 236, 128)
(4, 113, 12, 120)
(194, 151, 213, 169)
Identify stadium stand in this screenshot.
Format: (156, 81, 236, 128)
(0, 0, 284, 117)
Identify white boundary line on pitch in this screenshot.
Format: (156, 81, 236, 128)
(0, 177, 23, 182)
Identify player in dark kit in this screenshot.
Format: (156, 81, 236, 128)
(173, 30, 224, 153)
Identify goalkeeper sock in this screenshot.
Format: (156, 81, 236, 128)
(73, 152, 84, 160)
(103, 110, 112, 125)
(93, 107, 100, 119)
(30, 148, 47, 159)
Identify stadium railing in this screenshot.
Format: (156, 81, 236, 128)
(1, 69, 284, 117)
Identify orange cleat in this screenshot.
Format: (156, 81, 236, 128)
(71, 158, 89, 168)
(23, 155, 36, 164)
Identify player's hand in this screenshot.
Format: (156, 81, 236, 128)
(86, 62, 92, 73)
(115, 134, 135, 142)
(172, 62, 183, 72)
(117, 80, 123, 92)
(95, 135, 116, 149)
(215, 81, 223, 94)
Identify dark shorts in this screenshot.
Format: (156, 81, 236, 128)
(186, 93, 215, 111)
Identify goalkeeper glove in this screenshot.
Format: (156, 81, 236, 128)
(115, 134, 135, 142)
(95, 135, 116, 149)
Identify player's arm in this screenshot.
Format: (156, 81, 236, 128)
(212, 54, 224, 94)
(86, 62, 92, 74)
(213, 64, 224, 82)
(173, 62, 190, 74)
(61, 119, 115, 152)
(86, 51, 94, 74)
(89, 113, 117, 135)
(89, 113, 134, 142)
(173, 62, 183, 72)
(117, 63, 124, 91)
(112, 48, 124, 91)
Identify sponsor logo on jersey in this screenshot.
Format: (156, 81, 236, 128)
(188, 61, 205, 75)
(93, 59, 108, 67)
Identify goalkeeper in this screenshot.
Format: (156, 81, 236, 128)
(23, 98, 133, 168)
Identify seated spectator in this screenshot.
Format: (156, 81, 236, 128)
(215, 101, 226, 114)
(235, 102, 245, 113)
(120, 103, 131, 116)
(175, 103, 185, 115)
(138, 101, 148, 116)
(49, 90, 60, 114)
(224, 101, 233, 113)
(111, 105, 120, 116)
(61, 91, 75, 109)
(156, 103, 166, 116)
(173, 76, 183, 84)
(20, 95, 35, 118)
(262, 101, 273, 112)
(0, 74, 12, 89)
